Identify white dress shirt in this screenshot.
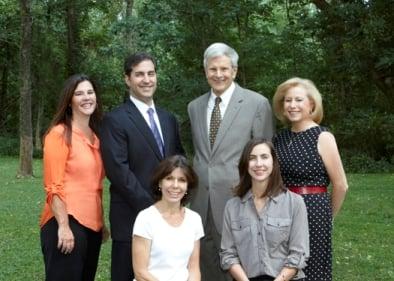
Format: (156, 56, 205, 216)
(129, 96, 164, 143)
(206, 82, 235, 134)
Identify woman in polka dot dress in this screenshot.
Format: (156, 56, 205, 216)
(272, 77, 348, 281)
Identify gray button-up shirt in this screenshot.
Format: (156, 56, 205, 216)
(220, 190, 309, 279)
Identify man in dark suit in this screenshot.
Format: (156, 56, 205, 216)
(100, 53, 184, 281)
(188, 43, 274, 280)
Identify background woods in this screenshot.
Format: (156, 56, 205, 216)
(0, 0, 393, 175)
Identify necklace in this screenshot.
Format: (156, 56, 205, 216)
(287, 131, 301, 148)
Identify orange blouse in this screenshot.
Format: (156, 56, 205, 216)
(40, 124, 105, 232)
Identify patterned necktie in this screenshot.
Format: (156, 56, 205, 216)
(147, 108, 164, 156)
(209, 97, 222, 148)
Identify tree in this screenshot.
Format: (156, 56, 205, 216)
(18, 0, 33, 177)
(66, 0, 82, 75)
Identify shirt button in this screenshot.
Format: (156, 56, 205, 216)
(258, 232, 261, 235)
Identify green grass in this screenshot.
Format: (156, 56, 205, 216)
(0, 157, 393, 280)
(332, 174, 394, 280)
(0, 157, 111, 280)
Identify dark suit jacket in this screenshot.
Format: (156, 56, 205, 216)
(100, 99, 184, 241)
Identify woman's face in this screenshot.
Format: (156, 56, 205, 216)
(248, 143, 273, 184)
(71, 80, 97, 118)
(159, 167, 188, 204)
(283, 86, 314, 124)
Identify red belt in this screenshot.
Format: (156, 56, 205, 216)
(288, 186, 327, 195)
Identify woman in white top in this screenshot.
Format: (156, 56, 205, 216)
(132, 155, 204, 281)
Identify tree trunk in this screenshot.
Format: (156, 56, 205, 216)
(35, 97, 43, 150)
(66, 0, 80, 75)
(125, 0, 134, 51)
(18, 0, 33, 177)
(125, 0, 134, 19)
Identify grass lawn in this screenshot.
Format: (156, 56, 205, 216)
(0, 157, 393, 280)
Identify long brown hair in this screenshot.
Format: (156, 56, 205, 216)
(44, 74, 102, 146)
(234, 138, 286, 198)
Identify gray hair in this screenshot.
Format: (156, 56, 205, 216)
(203, 42, 239, 69)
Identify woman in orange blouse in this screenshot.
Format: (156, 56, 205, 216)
(40, 74, 108, 281)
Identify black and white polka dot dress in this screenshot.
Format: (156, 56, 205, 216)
(274, 126, 332, 281)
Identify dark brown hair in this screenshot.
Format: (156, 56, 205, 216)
(234, 138, 286, 198)
(151, 155, 198, 206)
(44, 74, 102, 146)
(124, 52, 157, 76)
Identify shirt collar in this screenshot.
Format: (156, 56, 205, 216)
(240, 189, 285, 203)
(209, 82, 235, 106)
(129, 95, 156, 113)
(71, 126, 100, 149)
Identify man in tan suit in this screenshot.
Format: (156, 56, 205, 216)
(188, 42, 274, 281)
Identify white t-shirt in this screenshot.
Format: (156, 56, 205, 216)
(133, 205, 204, 281)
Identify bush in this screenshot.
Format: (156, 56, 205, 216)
(0, 136, 19, 156)
(0, 136, 43, 158)
(341, 150, 394, 173)
(334, 110, 394, 163)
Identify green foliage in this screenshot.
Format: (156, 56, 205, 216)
(341, 151, 394, 173)
(0, 136, 19, 156)
(333, 109, 394, 164)
(0, 136, 43, 158)
(0, 0, 393, 172)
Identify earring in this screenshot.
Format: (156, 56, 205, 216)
(185, 191, 188, 195)
(158, 186, 161, 191)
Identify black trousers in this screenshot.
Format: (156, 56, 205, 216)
(40, 216, 102, 281)
(249, 276, 275, 281)
(111, 240, 134, 281)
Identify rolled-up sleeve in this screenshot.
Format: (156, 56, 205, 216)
(285, 196, 310, 269)
(43, 129, 69, 204)
(220, 202, 241, 270)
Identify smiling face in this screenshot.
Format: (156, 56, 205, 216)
(125, 59, 157, 105)
(248, 143, 273, 184)
(205, 55, 237, 96)
(159, 167, 188, 204)
(283, 86, 315, 125)
(70, 80, 97, 119)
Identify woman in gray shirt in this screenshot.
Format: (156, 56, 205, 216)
(220, 139, 309, 281)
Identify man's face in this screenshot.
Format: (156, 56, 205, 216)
(125, 59, 157, 105)
(205, 55, 237, 96)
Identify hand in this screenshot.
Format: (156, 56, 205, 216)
(102, 225, 110, 243)
(57, 224, 75, 254)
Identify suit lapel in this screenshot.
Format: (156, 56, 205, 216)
(197, 93, 210, 154)
(211, 85, 244, 154)
(125, 100, 163, 160)
(156, 108, 170, 157)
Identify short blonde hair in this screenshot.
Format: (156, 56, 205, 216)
(272, 77, 324, 124)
